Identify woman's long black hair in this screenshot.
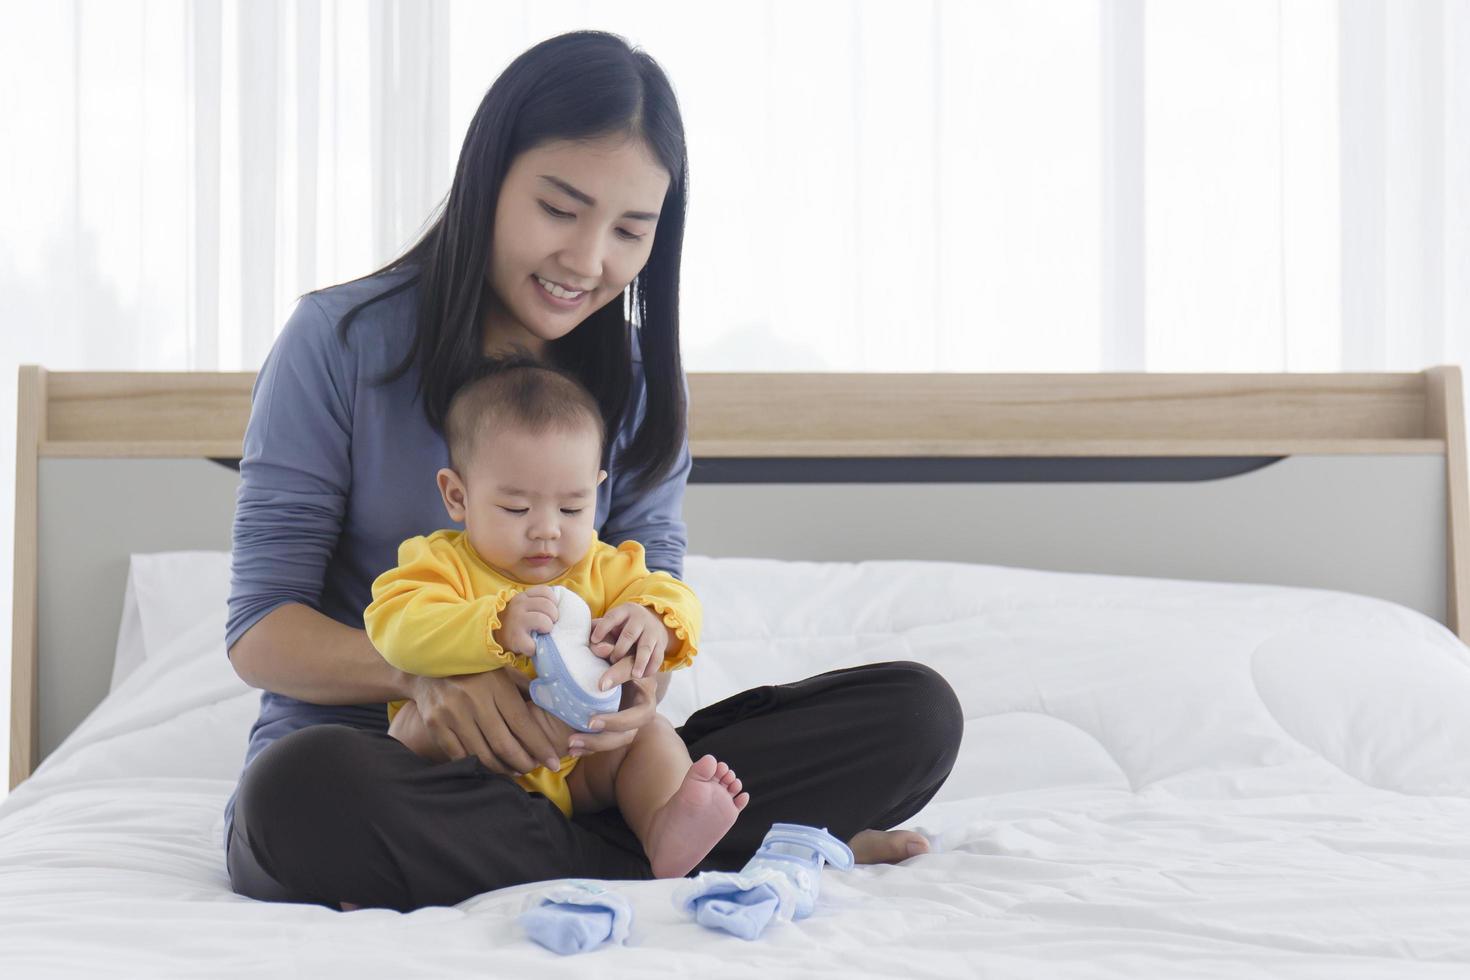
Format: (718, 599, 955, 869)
(335, 30, 688, 492)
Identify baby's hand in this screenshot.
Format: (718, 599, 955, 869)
(589, 603, 670, 682)
(493, 585, 559, 658)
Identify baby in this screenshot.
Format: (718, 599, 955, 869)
(364, 357, 748, 879)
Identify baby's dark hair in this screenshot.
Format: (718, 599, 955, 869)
(444, 353, 606, 474)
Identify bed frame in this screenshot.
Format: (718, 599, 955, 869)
(11, 366, 1469, 788)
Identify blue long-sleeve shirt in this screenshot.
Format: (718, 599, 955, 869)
(226, 269, 691, 773)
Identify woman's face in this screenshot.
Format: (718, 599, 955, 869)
(484, 135, 672, 355)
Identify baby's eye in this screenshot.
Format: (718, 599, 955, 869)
(501, 507, 528, 515)
(561, 508, 583, 516)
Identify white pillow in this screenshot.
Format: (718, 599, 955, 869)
(110, 551, 233, 692)
(109, 568, 146, 693)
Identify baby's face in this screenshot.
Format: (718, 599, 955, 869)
(440, 424, 606, 584)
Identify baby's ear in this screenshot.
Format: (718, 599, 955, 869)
(437, 467, 468, 522)
(596, 469, 608, 487)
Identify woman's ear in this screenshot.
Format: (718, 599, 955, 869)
(437, 468, 469, 523)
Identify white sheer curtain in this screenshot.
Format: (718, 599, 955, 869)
(2, 0, 1468, 779)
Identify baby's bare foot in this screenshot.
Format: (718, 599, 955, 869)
(645, 754, 750, 879)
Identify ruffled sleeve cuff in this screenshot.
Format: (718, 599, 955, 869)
(485, 585, 535, 673)
(631, 596, 699, 671)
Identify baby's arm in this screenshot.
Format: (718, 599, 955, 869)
(365, 536, 526, 677)
(595, 583, 701, 679)
(381, 585, 570, 762)
(368, 538, 558, 763)
(589, 542, 703, 680)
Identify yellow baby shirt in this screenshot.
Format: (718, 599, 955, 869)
(364, 529, 701, 816)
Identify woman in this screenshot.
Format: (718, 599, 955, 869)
(225, 30, 963, 911)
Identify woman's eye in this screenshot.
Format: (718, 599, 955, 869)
(501, 507, 528, 515)
(542, 200, 644, 243)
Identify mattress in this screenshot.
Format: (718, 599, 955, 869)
(4, 553, 1470, 978)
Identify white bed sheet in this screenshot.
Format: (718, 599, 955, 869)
(5, 553, 1470, 978)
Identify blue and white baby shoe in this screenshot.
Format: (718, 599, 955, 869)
(674, 823, 855, 939)
(529, 587, 621, 733)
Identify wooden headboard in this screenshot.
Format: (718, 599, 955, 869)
(12, 366, 1469, 787)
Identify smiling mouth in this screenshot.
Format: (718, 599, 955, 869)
(533, 274, 588, 301)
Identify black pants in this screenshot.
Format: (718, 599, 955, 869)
(227, 661, 963, 911)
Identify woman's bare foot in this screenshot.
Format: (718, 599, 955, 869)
(644, 755, 750, 879)
(849, 828, 930, 864)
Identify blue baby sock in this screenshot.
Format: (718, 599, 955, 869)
(687, 881, 785, 940)
(519, 881, 632, 955)
(674, 823, 855, 939)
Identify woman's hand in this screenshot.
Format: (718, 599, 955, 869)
(404, 668, 565, 776)
(567, 673, 659, 758)
(493, 585, 559, 658)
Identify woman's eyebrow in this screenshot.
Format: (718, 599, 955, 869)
(538, 175, 660, 221)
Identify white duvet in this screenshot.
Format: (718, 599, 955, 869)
(5, 553, 1470, 978)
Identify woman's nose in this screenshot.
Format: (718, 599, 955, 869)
(559, 227, 604, 282)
